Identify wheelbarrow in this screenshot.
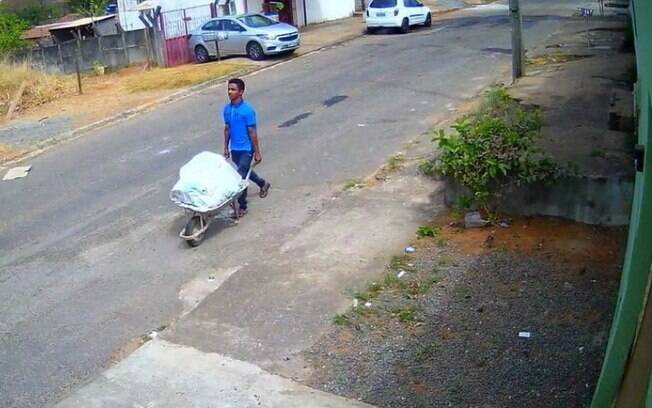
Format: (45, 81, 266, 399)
(176, 160, 257, 247)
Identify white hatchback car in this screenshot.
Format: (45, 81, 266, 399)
(365, 0, 432, 34)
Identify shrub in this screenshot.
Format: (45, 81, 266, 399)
(433, 86, 567, 216)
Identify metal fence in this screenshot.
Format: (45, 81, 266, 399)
(160, 4, 214, 67)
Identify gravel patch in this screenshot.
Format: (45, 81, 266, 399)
(304, 218, 623, 408)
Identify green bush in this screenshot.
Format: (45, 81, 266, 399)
(0, 12, 28, 55)
(16, 4, 61, 26)
(433, 86, 567, 216)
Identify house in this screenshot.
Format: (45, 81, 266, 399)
(116, 0, 356, 33)
(22, 14, 118, 46)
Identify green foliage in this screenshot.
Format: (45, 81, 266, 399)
(417, 159, 437, 176)
(386, 153, 405, 172)
(66, 0, 108, 17)
(16, 4, 60, 26)
(416, 225, 439, 238)
(433, 86, 568, 216)
(333, 313, 351, 326)
(0, 12, 28, 55)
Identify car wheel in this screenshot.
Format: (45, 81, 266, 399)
(424, 13, 432, 27)
(194, 45, 210, 63)
(246, 42, 265, 61)
(366, 26, 377, 34)
(400, 18, 410, 34)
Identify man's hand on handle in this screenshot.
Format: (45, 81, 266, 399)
(223, 148, 230, 159)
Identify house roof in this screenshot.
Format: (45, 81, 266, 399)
(22, 14, 82, 40)
(48, 14, 116, 31)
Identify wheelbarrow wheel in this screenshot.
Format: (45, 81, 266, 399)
(184, 215, 205, 247)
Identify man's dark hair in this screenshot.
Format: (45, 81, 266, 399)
(228, 78, 245, 92)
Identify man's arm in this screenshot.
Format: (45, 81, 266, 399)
(248, 126, 262, 162)
(223, 125, 230, 158)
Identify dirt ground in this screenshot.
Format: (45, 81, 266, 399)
(304, 214, 625, 408)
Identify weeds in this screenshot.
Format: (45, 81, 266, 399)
(343, 178, 365, 190)
(418, 159, 437, 176)
(386, 153, 405, 172)
(416, 225, 440, 238)
(0, 61, 75, 118)
(394, 305, 422, 322)
(333, 314, 351, 326)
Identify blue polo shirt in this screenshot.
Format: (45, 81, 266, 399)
(223, 100, 256, 152)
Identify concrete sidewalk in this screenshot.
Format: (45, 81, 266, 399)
(57, 340, 376, 408)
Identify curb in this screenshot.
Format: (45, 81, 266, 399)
(1, 7, 462, 169)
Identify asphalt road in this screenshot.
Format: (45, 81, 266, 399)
(0, 3, 579, 407)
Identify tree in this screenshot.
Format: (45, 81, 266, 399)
(66, 0, 108, 17)
(0, 12, 28, 56)
(16, 4, 61, 26)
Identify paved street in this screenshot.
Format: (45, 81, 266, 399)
(1, 2, 583, 406)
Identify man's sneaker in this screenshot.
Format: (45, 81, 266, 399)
(259, 182, 271, 198)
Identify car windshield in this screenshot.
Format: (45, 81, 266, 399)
(238, 14, 277, 28)
(369, 0, 397, 7)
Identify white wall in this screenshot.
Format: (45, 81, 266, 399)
(118, 0, 214, 32)
(294, 0, 355, 26)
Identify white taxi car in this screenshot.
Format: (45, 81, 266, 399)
(365, 0, 432, 34)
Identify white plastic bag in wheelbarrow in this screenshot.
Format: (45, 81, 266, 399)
(170, 151, 247, 212)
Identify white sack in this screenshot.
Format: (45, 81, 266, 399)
(170, 151, 247, 212)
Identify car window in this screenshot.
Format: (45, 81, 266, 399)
(369, 0, 397, 8)
(202, 20, 223, 31)
(224, 20, 245, 31)
(237, 14, 277, 28)
(404, 0, 418, 6)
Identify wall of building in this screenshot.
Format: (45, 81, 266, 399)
(591, 1, 652, 406)
(293, 0, 356, 27)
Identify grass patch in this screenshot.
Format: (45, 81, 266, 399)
(0, 61, 75, 119)
(416, 225, 441, 238)
(526, 53, 591, 66)
(394, 305, 422, 322)
(418, 159, 437, 177)
(343, 178, 365, 191)
(384, 272, 407, 289)
(386, 153, 406, 172)
(124, 61, 250, 92)
(389, 254, 412, 271)
(333, 314, 351, 326)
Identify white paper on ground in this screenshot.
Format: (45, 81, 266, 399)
(3, 165, 32, 181)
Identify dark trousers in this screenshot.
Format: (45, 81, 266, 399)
(231, 150, 265, 210)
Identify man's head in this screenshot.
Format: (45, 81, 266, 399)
(227, 78, 245, 102)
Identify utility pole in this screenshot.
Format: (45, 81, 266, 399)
(509, 0, 523, 81)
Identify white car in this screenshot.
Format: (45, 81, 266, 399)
(365, 0, 432, 34)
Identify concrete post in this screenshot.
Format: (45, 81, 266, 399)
(509, 0, 524, 81)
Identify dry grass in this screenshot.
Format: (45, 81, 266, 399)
(0, 61, 75, 119)
(526, 53, 591, 66)
(0, 143, 24, 162)
(123, 61, 251, 93)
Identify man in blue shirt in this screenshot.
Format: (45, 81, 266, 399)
(223, 78, 271, 216)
